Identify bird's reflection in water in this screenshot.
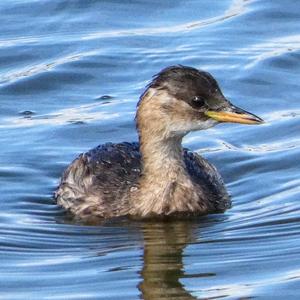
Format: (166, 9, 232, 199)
(139, 220, 199, 300)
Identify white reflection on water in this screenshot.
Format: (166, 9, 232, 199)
(244, 34, 300, 69)
(0, 0, 250, 51)
(193, 268, 300, 299)
(0, 50, 99, 85)
(0, 102, 134, 128)
(82, 0, 250, 41)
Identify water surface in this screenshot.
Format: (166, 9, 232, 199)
(1, 0, 300, 299)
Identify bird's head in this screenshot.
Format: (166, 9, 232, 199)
(136, 65, 263, 139)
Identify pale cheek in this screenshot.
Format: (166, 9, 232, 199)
(194, 119, 217, 130)
(168, 118, 217, 136)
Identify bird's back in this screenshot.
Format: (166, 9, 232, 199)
(55, 142, 230, 221)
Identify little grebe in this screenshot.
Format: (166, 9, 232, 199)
(55, 65, 263, 221)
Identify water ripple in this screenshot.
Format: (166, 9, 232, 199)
(1, 0, 300, 299)
(0, 101, 134, 128)
(82, 0, 250, 41)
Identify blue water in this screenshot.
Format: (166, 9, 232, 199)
(1, 0, 300, 299)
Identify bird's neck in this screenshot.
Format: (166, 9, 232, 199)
(128, 130, 197, 217)
(139, 133, 186, 181)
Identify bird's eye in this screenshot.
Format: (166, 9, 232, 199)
(192, 96, 205, 106)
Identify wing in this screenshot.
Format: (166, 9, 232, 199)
(55, 142, 142, 219)
(183, 149, 231, 212)
(86, 142, 142, 192)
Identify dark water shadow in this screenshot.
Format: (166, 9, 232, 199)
(138, 220, 200, 300)
(55, 214, 225, 299)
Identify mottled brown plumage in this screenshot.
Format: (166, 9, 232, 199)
(55, 65, 263, 221)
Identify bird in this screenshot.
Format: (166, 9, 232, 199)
(55, 65, 263, 222)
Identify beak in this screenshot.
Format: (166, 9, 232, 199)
(205, 105, 264, 125)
